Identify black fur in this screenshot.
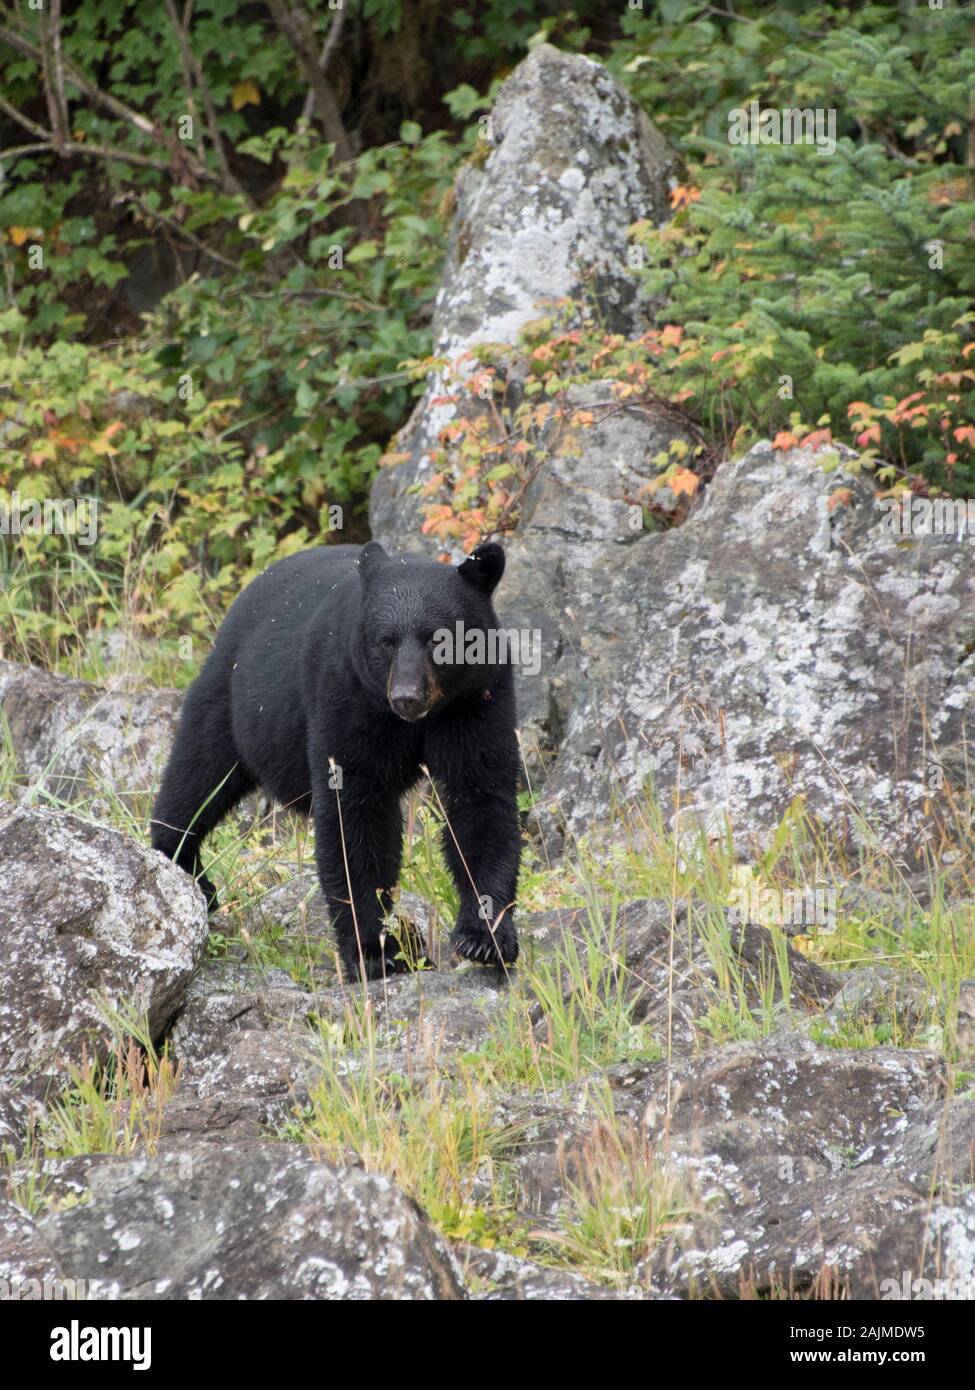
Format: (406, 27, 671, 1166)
(151, 542, 521, 978)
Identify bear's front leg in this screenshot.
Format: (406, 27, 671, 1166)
(311, 771, 411, 981)
(424, 704, 521, 967)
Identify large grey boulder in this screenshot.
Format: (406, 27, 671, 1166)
(498, 389, 692, 777)
(369, 44, 679, 554)
(535, 440, 975, 859)
(0, 660, 180, 813)
(37, 1144, 466, 1300)
(0, 803, 208, 1100)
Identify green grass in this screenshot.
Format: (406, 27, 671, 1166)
(2, 1004, 182, 1216)
(534, 1091, 699, 1285)
(469, 901, 663, 1090)
(0, 544, 201, 689)
(285, 1040, 525, 1247)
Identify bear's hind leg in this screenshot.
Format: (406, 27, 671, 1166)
(151, 697, 255, 910)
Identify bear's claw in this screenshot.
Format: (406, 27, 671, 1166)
(451, 920, 518, 968)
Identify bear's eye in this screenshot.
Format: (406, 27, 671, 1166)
(379, 635, 396, 653)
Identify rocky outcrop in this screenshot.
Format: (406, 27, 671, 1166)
(534, 441, 975, 858)
(497, 1034, 968, 1299)
(0, 803, 207, 1105)
(498, 388, 693, 777)
(2, 871, 971, 1299)
(370, 44, 679, 554)
(0, 660, 180, 813)
(35, 1145, 465, 1300)
(165, 898, 840, 1114)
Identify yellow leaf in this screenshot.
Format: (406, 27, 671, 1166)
(231, 79, 260, 111)
(8, 227, 32, 246)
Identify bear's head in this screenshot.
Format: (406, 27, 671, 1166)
(354, 541, 507, 722)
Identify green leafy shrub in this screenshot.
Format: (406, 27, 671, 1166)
(149, 126, 458, 509)
(615, 1, 975, 489)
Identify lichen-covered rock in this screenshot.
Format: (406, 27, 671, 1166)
(370, 44, 678, 554)
(186, 1029, 318, 1112)
(0, 1086, 36, 1151)
(0, 660, 180, 813)
(627, 1039, 948, 1296)
(645, 1039, 944, 1169)
(172, 951, 516, 1111)
(797, 966, 938, 1048)
(37, 1145, 466, 1300)
(498, 387, 692, 777)
(0, 803, 208, 1101)
(459, 1245, 644, 1300)
(169, 957, 314, 1068)
(879, 1096, 975, 1193)
(956, 980, 975, 1062)
(845, 1193, 975, 1300)
(535, 441, 975, 860)
(0, 1200, 65, 1299)
(501, 1035, 942, 1212)
(644, 1164, 926, 1299)
(236, 873, 332, 939)
(490, 1035, 953, 1296)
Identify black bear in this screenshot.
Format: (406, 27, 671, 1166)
(151, 541, 521, 978)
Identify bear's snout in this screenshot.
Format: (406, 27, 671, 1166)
(390, 683, 429, 721)
(387, 640, 438, 722)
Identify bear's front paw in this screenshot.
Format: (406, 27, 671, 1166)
(341, 925, 429, 981)
(451, 915, 518, 968)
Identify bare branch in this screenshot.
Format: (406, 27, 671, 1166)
(267, 0, 354, 162)
(0, 19, 214, 186)
(164, 0, 206, 165)
(0, 94, 51, 143)
(114, 189, 240, 271)
(300, 6, 345, 125)
(161, 0, 251, 202)
(0, 22, 157, 136)
(41, 0, 70, 153)
(0, 142, 55, 159)
(0, 98, 174, 175)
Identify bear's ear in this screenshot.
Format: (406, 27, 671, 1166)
(356, 541, 387, 581)
(457, 542, 505, 595)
